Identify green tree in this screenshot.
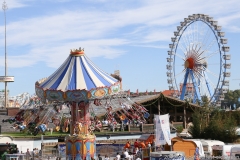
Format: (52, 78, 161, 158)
(190, 98, 238, 143)
(224, 89, 240, 109)
(190, 110, 202, 138)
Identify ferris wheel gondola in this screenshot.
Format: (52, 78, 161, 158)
(166, 14, 231, 106)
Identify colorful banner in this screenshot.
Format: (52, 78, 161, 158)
(155, 114, 171, 146)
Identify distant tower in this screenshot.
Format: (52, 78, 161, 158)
(1, 1, 14, 108)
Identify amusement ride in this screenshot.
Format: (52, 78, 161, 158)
(166, 14, 231, 105)
(2, 13, 233, 159)
(4, 48, 149, 159)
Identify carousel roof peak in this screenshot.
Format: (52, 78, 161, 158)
(70, 47, 84, 56)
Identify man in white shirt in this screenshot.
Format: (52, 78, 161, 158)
(116, 152, 120, 160)
(148, 142, 151, 147)
(123, 149, 129, 159)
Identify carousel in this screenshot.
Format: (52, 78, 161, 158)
(34, 48, 119, 159)
(4, 48, 150, 159)
(33, 48, 149, 159)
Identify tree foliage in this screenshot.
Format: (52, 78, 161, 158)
(190, 104, 239, 143)
(223, 89, 240, 109)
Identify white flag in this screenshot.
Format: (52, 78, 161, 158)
(155, 114, 171, 145)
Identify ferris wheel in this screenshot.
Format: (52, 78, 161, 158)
(166, 14, 231, 106)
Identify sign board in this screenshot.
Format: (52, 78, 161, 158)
(155, 114, 171, 145)
(0, 76, 14, 82)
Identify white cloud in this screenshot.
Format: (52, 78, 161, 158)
(0, 38, 129, 68)
(0, 0, 239, 69)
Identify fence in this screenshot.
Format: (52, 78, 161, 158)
(40, 143, 154, 160)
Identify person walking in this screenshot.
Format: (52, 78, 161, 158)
(151, 139, 156, 152)
(104, 155, 109, 160)
(134, 147, 139, 155)
(134, 139, 139, 149)
(147, 142, 151, 156)
(120, 152, 126, 159)
(124, 149, 130, 159)
(26, 148, 32, 160)
(116, 152, 120, 160)
(194, 147, 200, 160)
(98, 154, 102, 160)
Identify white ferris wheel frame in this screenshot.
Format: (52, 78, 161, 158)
(166, 14, 231, 106)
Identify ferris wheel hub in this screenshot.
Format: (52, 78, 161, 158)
(184, 57, 194, 69)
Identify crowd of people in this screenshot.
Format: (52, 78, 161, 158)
(97, 139, 156, 160)
(97, 149, 142, 160)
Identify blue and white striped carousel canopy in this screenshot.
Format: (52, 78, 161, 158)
(38, 48, 119, 91)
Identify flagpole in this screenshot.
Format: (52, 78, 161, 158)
(2, 0, 8, 108)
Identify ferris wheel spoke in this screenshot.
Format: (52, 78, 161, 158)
(183, 30, 192, 53)
(193, 68, 204, 79)
(179, 28, 189, 51)
(185, 25, 193, 46)
(194, 21, 198, 44)
(204, 50, 220, 59)
(175, 52, 185, 60)
(197, 21, 202, 44)
(201, 24, 211, 43)
(190, 22, 196, 44)
(178, 42, 188, 57)
(201, 39, 218, 56)
(189, 23, 195, 44)
(197, 21, 205, 43)
(198, 27, 212, 52)
(203, 67, 219, 79)
(173, 69, 186, 80)
(196, 73, 210, 99)
(207, 63, 220, 65)
(193, 22, 198, 45)
(198, 76, 209, 98)
(181, 31, 191, 51)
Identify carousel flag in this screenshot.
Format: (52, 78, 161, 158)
(155, 114, 171, 145)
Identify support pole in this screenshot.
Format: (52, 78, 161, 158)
(158, 98, 160, 115)
(180, 68, 189, 100)
(174, 106, 177, 122)
(2, 1, 8, 108)
(66, 101, 96, 159)
(150, 103, 152, 123)
(183, 106, 186, 129)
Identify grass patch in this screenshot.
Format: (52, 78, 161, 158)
(1, 131, 69, 138)
(1, 130, 133, 138)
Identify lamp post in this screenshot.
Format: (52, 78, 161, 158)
(2, 0, 8, 108)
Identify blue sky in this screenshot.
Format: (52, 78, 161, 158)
(0, 0, 240, 97)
